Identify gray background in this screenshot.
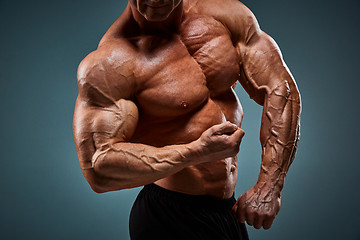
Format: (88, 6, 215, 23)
(1, 0, 359, 239)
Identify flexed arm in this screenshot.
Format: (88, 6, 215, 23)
(73, 47, 245, 193)
(74, 96, 196, 193)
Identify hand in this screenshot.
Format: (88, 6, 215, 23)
(232, 182, 281, 230)
(195, 121, 245, 163)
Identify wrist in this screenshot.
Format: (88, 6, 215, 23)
(257, 170, 286, 192)
(186, 139, 205, 164)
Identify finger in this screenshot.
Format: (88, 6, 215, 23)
(237, 204, 246, 223)
(233, 196, 246, 223)
(245, 208, 255, 226)
(232, 201, 243, 223)
(211, 121, 238, 135)
(253, 215, 264, 230)
(263, 215, 275, 230)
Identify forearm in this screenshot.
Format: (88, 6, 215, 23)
(90, 141, 200, 192)
(257, 79, 301, 190)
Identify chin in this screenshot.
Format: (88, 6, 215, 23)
(143, 13, 172, 22)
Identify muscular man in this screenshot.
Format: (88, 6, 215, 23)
(73, 0, 301, 239)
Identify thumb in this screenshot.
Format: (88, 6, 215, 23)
(232, 127, 245, 139)
(211, 121, 238, 135)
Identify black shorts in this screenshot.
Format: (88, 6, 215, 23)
(129, 184, 249, 240)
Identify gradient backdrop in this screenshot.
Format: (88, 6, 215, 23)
(1, 0, 359, 239)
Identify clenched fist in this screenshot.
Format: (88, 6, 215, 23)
(194, 121, 245, 163)
(232, 181, 282, 230)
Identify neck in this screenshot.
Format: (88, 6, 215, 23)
(130, 1, 184, 35)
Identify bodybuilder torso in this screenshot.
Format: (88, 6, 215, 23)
(94, 6, 244, 198)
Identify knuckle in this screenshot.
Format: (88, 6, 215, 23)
(239, 129, 245, 136)
(207, 127, 215, 135)
(246, 208, 255, 215)
(238, 204, 246, 212)
(238, 204, 246, 211)
(265, 212, 276, 219)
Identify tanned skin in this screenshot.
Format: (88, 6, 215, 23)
(73, 0, 301, 230)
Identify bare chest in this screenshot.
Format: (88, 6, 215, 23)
(133, 14, 240, 117)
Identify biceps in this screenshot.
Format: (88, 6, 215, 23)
(91, 99, 139, 148)
(73, 98, 139, 168)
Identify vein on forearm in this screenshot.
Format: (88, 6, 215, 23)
(260, 80, 301, 181)
(91, 141, 192, 183)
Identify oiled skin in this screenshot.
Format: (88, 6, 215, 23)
(73, 0, 301, 230)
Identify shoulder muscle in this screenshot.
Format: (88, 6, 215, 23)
(188, 0, 259, 44)
(77, 40, 137, 106)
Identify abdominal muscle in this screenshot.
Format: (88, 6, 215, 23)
(132, 94, 242, 199)
(154, 156, 238, 199)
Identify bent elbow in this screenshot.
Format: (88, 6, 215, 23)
(86, 173, 126, 194)
(88, 162, 129, 193)
(82, 167, 120, 194)
(90, 184, 107, 194)
(84, 172, 111, 194)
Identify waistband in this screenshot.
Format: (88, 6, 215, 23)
(141, 183, 236, 210)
